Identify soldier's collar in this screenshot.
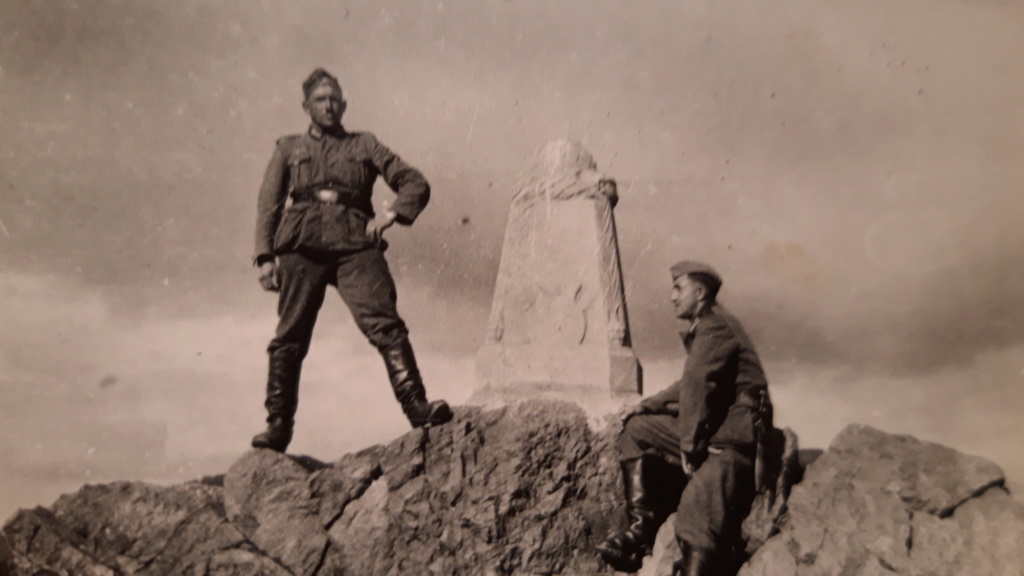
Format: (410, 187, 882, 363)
(683, 301, 716, 337)
(308, 124, 346, 140)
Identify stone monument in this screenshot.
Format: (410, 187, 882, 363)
(474, 140, 642, 414)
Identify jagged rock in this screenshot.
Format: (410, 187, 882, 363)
(7, 404, 1018, 576)
(739, 424, 1023, 576)
(203, 548, 293, 576)
(213, 401, 624, 575)
(48, 481, 223, 574)
(0, 532, 16, 576)
(3, 480, 296, 576)
(133, 506, 255, 576)
(325, 401, 623, 575)
(223, 450, 334, 576)
(2, 400, 625, 576)
(4, 507, 117, 576)
(908, 487, 1024, 575)
(310, 449, 382, 528)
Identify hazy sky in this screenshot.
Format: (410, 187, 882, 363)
(2, 0, 1023, 518)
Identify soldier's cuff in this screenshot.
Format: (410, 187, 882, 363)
(254, 253, 275, 266)
(392, 207, 417, 226)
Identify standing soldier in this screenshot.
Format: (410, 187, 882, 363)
(251, 68, 452, 453)
(597, 261, 773, 576)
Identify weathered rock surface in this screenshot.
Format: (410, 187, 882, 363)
(309, 401, 624, 575)
(739, 424, 1024, 576)
(2, 401, 626, 576)
(3, 408, 1019, 576)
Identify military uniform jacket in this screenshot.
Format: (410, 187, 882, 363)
(641, 304, 772, 454)
(254, 124, 431, 261)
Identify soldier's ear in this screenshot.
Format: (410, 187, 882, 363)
(694, 283, 708, 302)
(339, 100, 347, 116)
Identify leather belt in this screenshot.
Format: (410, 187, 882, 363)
(291, 187, 360, 205)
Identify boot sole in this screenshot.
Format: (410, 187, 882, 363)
(251, 441, 288, 453)
(411, 403, 454, 428)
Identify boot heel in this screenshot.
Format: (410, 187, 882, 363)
(251, 417, 293, 452)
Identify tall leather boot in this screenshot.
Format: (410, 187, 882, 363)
(382, 340, 453, 428)
(251, 355, 301, 452)
(596, 455, 665, 573)
(671, 539, 719, 576)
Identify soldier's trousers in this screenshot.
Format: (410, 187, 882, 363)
(268, 249, 409, 361)
(618, 414, 756, 552)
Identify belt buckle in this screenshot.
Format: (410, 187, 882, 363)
(314, 189, 339, 204)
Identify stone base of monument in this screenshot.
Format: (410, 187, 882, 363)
(472, 343, 642, 421)
(467, 385, 641, 427)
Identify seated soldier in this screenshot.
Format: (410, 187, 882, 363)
(597, 261, 773, 576)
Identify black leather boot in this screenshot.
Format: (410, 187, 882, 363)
(596, 456, 665, 573)
(671, 539, 719, 576)
(251, 416, 294, 453)
(382, 341, 453, 428)
(251, 355, 301, 452)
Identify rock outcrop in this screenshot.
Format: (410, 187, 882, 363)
(740, 424, 1024, 576)
(2, 405, 1020, 576)
(3, 402, 625, 576)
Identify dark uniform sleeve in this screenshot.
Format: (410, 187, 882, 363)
(366, 134, 430, 225)
(676, 322, 740, 454)
(253, 141, 289, 264)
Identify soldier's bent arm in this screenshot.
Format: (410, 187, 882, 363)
(676, 322, 740, 453)
(253, 142, 289, 264)
(367, 134, 430, 225)
(639, 380, 682, 415)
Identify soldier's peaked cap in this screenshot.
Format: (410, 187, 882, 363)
(670, 261, 722, 291)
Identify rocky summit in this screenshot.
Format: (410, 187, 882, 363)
(738, 424, 1024, 576)
(2, 401, 1021, 576)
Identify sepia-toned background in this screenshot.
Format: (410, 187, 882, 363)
(2, 0, 1022, 519)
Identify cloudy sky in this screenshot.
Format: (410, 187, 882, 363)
(1, 0, 1022, 518)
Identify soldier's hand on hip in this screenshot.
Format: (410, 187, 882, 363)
(258, 260, 280, 292)
(366, 209, 398, 244)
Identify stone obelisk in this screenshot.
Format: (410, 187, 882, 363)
(474, 140, 642, 413)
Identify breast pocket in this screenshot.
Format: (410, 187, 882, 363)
(327, 154, 374, 188)
(287, 149, 313, 190)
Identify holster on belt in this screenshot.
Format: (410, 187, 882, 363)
(751, 386, 773, 494)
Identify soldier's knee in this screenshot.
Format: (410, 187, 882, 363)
(616, 418, 646, 455)
(622, 414, 654, 440)
(366, 320, 408, 350)
(621, 416, 638, 437)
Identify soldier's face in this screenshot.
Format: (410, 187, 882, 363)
(671, 277, 703, 319)
(303, 81, 345, 128)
